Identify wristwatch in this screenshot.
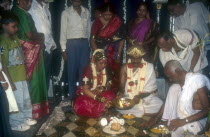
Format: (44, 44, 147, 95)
(62, 49, 66, 52)
(185, 118, 189, 123)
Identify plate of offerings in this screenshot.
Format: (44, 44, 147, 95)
(101, 117, 126, 136)
(103, 125, 126, 136)
(122, 114, 136, 119)
(114, 98, 135, 110)
(150, 125, 170, 134)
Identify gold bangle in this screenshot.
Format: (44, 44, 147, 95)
(131, 39, 135, 45)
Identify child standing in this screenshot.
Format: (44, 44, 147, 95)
(0, 12, 36, 131)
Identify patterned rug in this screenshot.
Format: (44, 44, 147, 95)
(35, 101, 170, 137)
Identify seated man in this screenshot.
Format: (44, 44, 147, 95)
(148, 60, 209, 137)
(74, 49, 116, 118)
(158, 29, 208, 72)
(118, 46, 163, 117)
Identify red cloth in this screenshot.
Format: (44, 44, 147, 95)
(91, 16, 122, 90)
(20, 40, 41, 79)
(74, 90, 116, 118)
(91, 16, 122, 39)
(74, 66, 116, 118)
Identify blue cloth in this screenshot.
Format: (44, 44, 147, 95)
(66, 39, 90, 100)
(44, 51, 52, 90)
(0, 85, 12, 137)
(203, 50, 210, 79)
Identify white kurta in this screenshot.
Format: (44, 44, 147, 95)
(174, 2, 210, 49)
(29, 0, 56, 54)
(162, 73, 210, 136)
(159, 29, 208, 72)
(119, 62, 163, 117)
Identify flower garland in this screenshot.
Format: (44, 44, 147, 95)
(170, 16, 175, 32)
(88, 0, 91, 19)
(127, 59, 147, 98)
(123, 0, 127, 63)
(91, 49, 107, 89)
(53, 57, 64, 85)
(65, 0, 68, 9)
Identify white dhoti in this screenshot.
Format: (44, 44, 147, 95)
(118, 62, 163, 117)
(162, 73, 210, 137)
(162, 84, 181, 125)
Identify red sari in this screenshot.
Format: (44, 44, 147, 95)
(74, 66, 116, 118)
(91, 16, 125, 87)
(91, 17, 124, 72)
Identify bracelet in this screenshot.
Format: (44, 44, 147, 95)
(62, 49, 66, 52)
(0, 81, 7, 84)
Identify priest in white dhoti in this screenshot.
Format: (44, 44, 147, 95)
(158, 29, 208, 72)
(118, 46, 163, 117)
(163, 60, 209, 137)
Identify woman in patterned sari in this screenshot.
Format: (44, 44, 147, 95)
(127, 2, 159, 63)
(90, 3, 125, 87)
(74, 50, 116, 118)
(12, 0, 49, 119)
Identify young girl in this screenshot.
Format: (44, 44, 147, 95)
(1, 11, 36, 131)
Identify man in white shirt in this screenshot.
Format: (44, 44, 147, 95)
(158, 29, 208, 73)
(167, 0, 210, 76)
(60, 0, 91, 100)
(29, 0, 56, 90)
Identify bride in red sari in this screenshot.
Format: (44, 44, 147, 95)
(74, 49, 116, 118)
(90, 3, 125, 86)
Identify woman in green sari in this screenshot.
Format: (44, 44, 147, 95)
(12, 0, 49, 119)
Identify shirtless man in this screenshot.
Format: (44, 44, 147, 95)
(143, 60, 209, 137)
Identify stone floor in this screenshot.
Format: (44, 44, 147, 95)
(35, 106, 170, 137)
(12, 98, 61, 137)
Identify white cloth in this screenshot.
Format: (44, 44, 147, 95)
(119, 63, 163, 117)
(162, 73, 210, 136)
(0, 57, 18, 112)
(159, 29, 208, 72)
(29, 0, 56, 54)
(177, 73, 210, 135)
(162, 84, 181, 125)
(2, 71, 18, 112)
(174, 2, 210, 49)
(60, 6, 91, 50)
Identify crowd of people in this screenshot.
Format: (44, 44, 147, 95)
(0, 0, 209, 137)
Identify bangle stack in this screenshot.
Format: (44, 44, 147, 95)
(94, 95, 100, 101)
(93, 95, 107, 103)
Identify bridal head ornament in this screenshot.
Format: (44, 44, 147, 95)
(93, 49, 107, 62)
(127, 46, 145, 59)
